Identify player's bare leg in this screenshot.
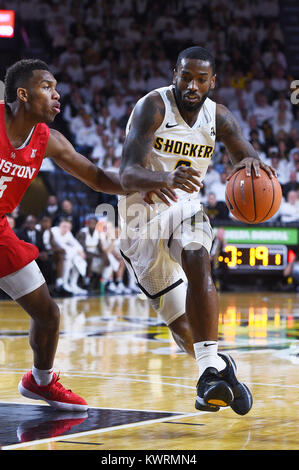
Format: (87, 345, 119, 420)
(168, 314, 194, 357)
(17, 283, 60, 369)
(181, 246, 221, 344)
(17, 283, 88, 411)
(168, 248, 253, 414)
(178, 246, 232, 410)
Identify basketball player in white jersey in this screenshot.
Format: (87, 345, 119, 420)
(119, 47, 276, 414)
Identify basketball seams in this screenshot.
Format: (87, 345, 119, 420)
(258, 174, 275, 223)
(250, 172, 257, 223)
(232, 172, 251, 223)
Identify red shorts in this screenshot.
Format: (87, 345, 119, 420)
(0, 215, 39, 278)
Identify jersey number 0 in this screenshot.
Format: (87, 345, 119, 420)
(174, 160, 191, 169)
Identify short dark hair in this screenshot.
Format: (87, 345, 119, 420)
(176, 46, 215, 74)
(4, 58, 50, 104)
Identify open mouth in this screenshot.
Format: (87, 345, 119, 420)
(184, 94, 200, 103)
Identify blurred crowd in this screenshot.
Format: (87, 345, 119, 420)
(7, 196, 140, 296)
(1, 0, 299, 294)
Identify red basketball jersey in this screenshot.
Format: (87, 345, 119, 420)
(0, 101, 49, 216)
(0, 101, 50, 278)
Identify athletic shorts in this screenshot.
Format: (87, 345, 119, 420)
(149, 281, 187, 326)
(0, 260, 45, 300)
(120, 206, 214, 325)
(0, 215, 39, 277)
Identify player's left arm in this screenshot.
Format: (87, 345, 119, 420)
(216, 103, 276, 179)
(45, 128, 126, 194)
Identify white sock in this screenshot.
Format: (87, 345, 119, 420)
(69, 267, 79, 289)
(32, 366, 54, 386)
(193, 341, 226, 378)
(102, 265, 113, 281)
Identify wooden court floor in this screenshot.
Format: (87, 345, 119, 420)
(0, 290, 298, 451)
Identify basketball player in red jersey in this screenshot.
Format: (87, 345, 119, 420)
(1, 59, 198, 411)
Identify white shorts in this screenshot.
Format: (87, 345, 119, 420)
(0, 260, 46, 300)
(120, 201, 213, 298)
(121, 208, 214, 325)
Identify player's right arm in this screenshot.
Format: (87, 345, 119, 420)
(120, 92, 201, 195)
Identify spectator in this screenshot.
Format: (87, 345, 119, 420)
(97, 107, 112, 128)
(105, 118, 122, 147)
(53, 199, 81, 236)
(281, 171, 299, 198)
(128, 68, 147, 94)
(287, 150, 299, 174)
(97, 221, 131, 294)
(244, 115, 265, 144)
(73, 113, 97, 154)
(269, 152, 290, 185)
(37, 216, 66, 293)
(203, 163, 221, 189)
(39, 195, 60, 222)
(108, 94, 127, 121)
(210, 171, 229, 202)
(17, 215, 53, 285)
(272, 101, 294, 136)
(279, 190, 299, 224)
(252, 92, 274, 126)
(240, 79, 256, 113)
(51, 219, 87, 295)
(218, 74, 236, 107)
(204, 192, 229, 224)
(76, 216, 110, 290)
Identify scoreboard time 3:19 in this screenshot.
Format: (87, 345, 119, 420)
(218, 244, 288, 271)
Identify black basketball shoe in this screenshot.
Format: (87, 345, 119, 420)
(195, 367, 234, 412)
(218, 353, 253, 415)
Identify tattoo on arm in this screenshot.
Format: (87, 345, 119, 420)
(120, 94, 164, 171)
(216, 104, 259, 164)
(216, 104, 242, 140)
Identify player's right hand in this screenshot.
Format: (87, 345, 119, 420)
(166, 166, 202, 193)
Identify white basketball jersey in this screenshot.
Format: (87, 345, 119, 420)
(122, 85, 216, 206)
(118, 86, 216, 297)
(147, 85, 216, 185)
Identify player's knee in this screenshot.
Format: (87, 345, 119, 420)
(43, 300, 60, 329)
(182, 246, 212, 284)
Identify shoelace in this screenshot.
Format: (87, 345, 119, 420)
(51, 373, 74, 396)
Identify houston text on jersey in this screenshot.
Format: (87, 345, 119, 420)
(0, 158, 37, 179)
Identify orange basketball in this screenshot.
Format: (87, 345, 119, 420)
(225, 168, 282, 224)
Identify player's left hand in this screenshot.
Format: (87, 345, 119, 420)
(227, 157, 277, 180)
(142, 188, 178, 206)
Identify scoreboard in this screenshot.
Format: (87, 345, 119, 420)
(215, 226, 298, 273)
(218, 244, 287, 270)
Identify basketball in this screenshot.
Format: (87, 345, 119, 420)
(225, 168, 282, 224)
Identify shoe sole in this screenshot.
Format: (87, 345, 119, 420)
(18, 382, 88, 412)
(204, 380, 234, 407)
(195, 397, 220, 412)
